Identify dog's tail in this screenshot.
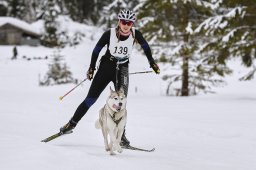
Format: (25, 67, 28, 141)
(95, 119, 101, 129)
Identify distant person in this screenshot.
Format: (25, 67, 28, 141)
(59, 10, 160, 147)
(11, 46, 18, 60)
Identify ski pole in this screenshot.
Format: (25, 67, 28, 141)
(59, 78, 88, 101)
(59, 71, 152, 101)
(129, 70, 153, 75)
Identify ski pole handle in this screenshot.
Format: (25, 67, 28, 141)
(59, 78, 87, 101)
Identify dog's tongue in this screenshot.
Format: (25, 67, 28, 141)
(113, 104, 121, 111)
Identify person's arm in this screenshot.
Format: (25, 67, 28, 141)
(135, 29, 154, 64)
(135, 29, 160, 74)
(89, 30, 110, 69)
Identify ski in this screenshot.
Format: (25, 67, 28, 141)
(122, 145, 155, 152)
(41, 132, 155, 153)
(41, 131, 72, 143)
(41, 132, 62, 142)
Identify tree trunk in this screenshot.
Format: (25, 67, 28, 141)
(181, 34, 189, 96)
(181, 54, 189, 96)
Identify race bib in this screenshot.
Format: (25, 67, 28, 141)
(109, 28, 135, 59)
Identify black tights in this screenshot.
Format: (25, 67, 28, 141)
(71, 59, 129, 123)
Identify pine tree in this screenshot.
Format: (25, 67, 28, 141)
(195, 0, 256, 81)
(102, 0, 140, 28)
(41, 0, 65, 47)
(7, 0, 26, 19)
(62, 0, 79, 21)
(138, 0, 231, 96)
(0, 1, 8, 16)
(39, 50, 74, 86)
(63, 0, 102, 25)
(22, 0, 39, 22)
(40, 0, 59, 47)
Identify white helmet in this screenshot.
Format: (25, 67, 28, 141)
(118, 10, 136, 22)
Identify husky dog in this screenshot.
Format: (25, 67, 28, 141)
(95, 87, 127, 155)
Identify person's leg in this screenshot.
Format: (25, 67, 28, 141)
(114, 64, 130, 146)
(71, 71, 111, 122)
(60, 60, 115, 134)
(115, 64, 129, 96)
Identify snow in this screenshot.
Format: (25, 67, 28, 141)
(222, 28, 236, 42)
(31, 16, 96, 37)
(0, 1, 7, 7)
(194, 16, 228, 35)
(1, 24, 256, 170)
(226, 7, 246, 18)
(0, 17, 40, 35)
(194, 6, 246, 35)
(185, 22, 193, 34)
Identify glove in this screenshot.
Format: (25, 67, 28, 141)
(87, 67, 95, 80)
(150, 62, 160, 74)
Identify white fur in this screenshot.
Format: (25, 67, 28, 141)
(95, 87, 127, 155)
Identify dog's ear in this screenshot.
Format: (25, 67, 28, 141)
(119, 87, 125, 95)
(110, 86, 114, 93)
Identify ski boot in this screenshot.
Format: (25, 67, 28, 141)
(60, 119, 77, 134)
(120, 130, 130, 147)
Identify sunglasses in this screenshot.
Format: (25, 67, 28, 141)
(120, 20, 133, 26)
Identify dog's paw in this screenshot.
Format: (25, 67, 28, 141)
(113, 144, 122, 153)
(112, 144, 118, 151)
(110, 151, 116, 155)
(117, 148, 123, 153)
(105, 147, 110, 151)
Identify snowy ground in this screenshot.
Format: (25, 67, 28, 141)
(1, 38, 256, 170)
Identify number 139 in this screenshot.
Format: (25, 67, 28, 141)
(114, 46, 128, 55)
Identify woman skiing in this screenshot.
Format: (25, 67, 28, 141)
(60, 10, 160, 147)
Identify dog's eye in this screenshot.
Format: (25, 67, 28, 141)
(120, 98, 123, 100)
(114, 97, 118, 100)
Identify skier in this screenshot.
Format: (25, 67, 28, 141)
(60, 10, 160, 147)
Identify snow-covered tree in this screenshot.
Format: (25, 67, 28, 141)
(62, 0, 104, 25)
(40, 0, 73, 48)
(39, 50, 75, 86)
(40, 0, 61, 47)
(63, 0, 92, 23)
(195, 0, 256, 81)
(6, 0, 26, 19)
(21, 0, 41, 22)
(102, 0, 140, 28)
(138, 0, 231, 96)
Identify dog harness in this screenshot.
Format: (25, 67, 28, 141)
(110, 112, 123, 125)
(105, 105, 123, 125)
